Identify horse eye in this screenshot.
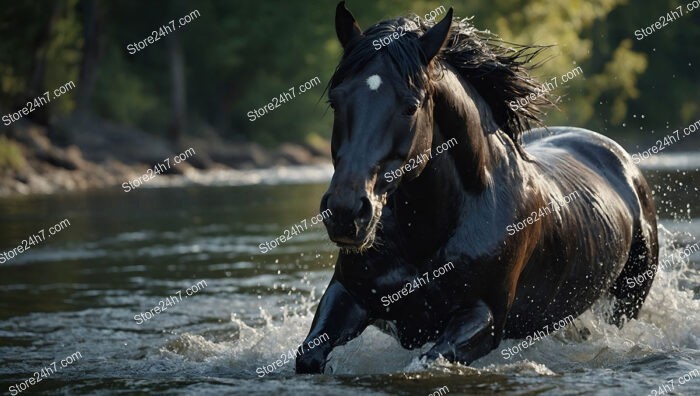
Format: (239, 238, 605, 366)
(403, 103, 420, 116)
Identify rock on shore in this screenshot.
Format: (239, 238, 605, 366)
(0, 116, 329, 197)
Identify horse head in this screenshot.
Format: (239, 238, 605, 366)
(321, 2, 453, 251)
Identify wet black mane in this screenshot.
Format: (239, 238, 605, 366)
(329, 14, 552, 147)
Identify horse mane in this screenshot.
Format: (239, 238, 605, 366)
(329, 14, 552, 149)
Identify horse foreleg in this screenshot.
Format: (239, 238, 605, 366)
(422, 299, 496, 365)
(296, 279, 370, 374)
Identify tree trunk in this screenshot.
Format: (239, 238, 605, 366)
(27, 1, 62, 126)
(74, 0, 102, 116)
(167, 30, 187, 145)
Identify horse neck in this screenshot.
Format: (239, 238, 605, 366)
(433, 65, 513, 191)
(393, 66, 513, 253)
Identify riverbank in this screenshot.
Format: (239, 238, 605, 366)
(2, 116, 698, 198)
(0, 116, 331, 197)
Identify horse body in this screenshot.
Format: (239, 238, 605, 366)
(506, 128, 657, 335)
(296, 3, 657, 373)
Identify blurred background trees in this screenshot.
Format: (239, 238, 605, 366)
(0, 0, 698, 148)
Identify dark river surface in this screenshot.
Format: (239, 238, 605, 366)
(0, 156, 698, 395)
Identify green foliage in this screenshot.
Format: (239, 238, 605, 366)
(0, 2, 47, 104)
(43, 0, 81, 115)
(0, 0, 697, 146)
(91, 46, 164, 131)
(0, 136, 26, 172)
(588, 40, 648, 124)
(0, 0, 81, 119)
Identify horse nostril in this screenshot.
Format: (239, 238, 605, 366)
(320, 193, 331, 213)
(356, 197, 373, 226)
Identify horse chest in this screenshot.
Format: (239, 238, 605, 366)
(368, 271, 453, 337)
(374, 316, 442, 349)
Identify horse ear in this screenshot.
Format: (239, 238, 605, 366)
(418, 8, 453, 63)
(336, 1, 362, 48)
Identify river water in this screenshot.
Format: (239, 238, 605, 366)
(0, 155, 698, 395)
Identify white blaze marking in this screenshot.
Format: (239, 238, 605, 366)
(366, 75, 382, 91)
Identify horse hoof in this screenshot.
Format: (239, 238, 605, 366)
(296, 354, 325, 374)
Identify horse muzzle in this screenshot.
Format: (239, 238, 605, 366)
(320, 191, 378, 250)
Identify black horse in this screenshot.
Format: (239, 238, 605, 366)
(296, 2, 658, 374)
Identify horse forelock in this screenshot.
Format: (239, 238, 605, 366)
(329, 16, 431, 93)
